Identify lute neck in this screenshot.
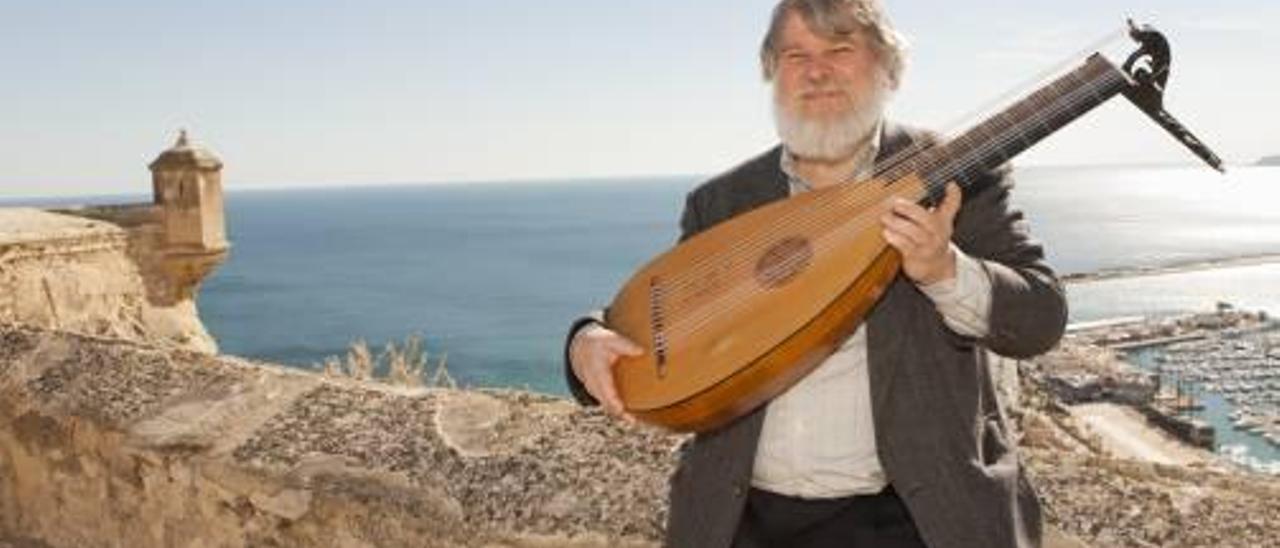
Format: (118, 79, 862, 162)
(879, 54, 1131, 198)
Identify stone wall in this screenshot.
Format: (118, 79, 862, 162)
(6, 322, 1280, 547)
(0, 324, 677, 548)
(0, 208, 217, 354)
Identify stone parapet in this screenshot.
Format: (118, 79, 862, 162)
(0, 208, 217, 353)
(4, 323, 1280, 547)
(0, 324, 676, 547)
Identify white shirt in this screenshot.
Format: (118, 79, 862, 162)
(750, 132, 995, 499)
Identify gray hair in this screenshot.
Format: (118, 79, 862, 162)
(760, 0, 907, 87)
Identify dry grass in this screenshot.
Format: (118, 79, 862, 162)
(317, 334, 452, 388)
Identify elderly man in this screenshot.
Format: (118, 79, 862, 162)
(563, 1, 1066, 547)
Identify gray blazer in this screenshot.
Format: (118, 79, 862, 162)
(564, 123, 1067, 548)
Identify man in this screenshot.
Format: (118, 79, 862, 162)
(563, 1, 1067, 547)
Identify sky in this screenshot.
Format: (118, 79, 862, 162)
(1, 1, 1277, 197)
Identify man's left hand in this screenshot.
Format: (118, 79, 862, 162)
(880, 182, 962, 286)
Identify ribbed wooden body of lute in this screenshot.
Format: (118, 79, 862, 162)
(606, 30, 1219, 433)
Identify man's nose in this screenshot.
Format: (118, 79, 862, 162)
(803, 59, 833, 83)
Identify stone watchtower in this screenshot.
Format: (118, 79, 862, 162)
(148, 130, 230, 302)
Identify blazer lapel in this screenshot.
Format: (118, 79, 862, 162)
(745, 146, 789, 211)
(867, 123, 920, 410)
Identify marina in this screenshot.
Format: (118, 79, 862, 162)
(1060, 304, 1280, 473)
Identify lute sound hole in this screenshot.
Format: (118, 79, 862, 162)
(754, 236, 813, 289)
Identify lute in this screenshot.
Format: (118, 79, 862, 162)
(605, 21, 1224, 433)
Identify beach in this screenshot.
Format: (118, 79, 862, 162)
(1069, 402, 1211, 466)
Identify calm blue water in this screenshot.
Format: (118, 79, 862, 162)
(199, 176, 692, 393)
(210, 165, 1280, 392)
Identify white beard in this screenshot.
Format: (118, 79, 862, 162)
(773, 76, 891, 162)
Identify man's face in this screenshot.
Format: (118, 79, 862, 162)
(773, 11, 884, 122)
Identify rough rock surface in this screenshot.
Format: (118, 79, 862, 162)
(0, 324, 675, 547)
(3, 324, 1280, 547)
(0, 208, 216, 353)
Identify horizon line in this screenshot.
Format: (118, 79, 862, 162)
(0, 159, 1257, 203)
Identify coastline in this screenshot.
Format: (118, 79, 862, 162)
(1061, 253, 1280, 284)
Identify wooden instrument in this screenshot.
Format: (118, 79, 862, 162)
(605, 21, 1223, 433)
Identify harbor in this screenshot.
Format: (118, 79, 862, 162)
(1039, 303, 1280, 474)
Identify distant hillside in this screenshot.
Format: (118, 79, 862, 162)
(1258, 155, 1280, 166)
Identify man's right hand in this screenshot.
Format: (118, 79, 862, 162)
(569, 323, 645, 424)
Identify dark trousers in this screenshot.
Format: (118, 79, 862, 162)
(731, 485, 928, 548)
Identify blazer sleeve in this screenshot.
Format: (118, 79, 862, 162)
(950, 169, 1068, 359)
(678, 189, 704, 243)
(562, 191, 707, 406)
(563, 310, 606, 406)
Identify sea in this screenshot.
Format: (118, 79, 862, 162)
(7, 164, 1280, 468)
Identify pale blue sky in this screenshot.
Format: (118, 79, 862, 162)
(1, 1, 1276, 197)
